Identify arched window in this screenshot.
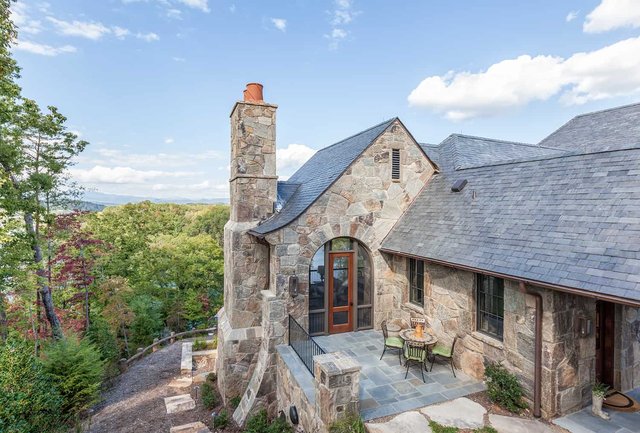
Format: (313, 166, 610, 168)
(309, 237, 373, 335)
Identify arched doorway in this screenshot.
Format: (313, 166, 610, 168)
(308, 237, 373, 335)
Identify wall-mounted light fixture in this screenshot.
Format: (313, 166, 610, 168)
(289, 405, 299, 425)
(576, 316, 592, 337)
(289, 275, 299, 298)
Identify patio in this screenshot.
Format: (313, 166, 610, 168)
(314, 329, 485, 420)
(553, 388, 640, 433)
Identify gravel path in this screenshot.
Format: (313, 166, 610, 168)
(88, 341, 211, 433)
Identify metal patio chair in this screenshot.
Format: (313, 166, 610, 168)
(429, 336, 458, 377)
(403, 341, 427, 382)
(380, 320, 404, 365)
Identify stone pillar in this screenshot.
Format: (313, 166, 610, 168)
(314, 352, 361, 427)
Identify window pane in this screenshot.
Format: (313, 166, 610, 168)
(357, 307, 372, 329)
(408, 258, 424, 306)
(476, 274, 504, 340)
(330, 238, 351, 251)
(309, 246, 325, 311)
(357, 244, 371, 305)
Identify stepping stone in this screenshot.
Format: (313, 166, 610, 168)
(164, 394, 195, 414)
(169, 376, 193, 388)
(489, 414, 556, 433)
(170, 421, 211, 433)
(366, 411, 432, 433)
(420, 397, 486, 429)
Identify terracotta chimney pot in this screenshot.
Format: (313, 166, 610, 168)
(244, 83, 264, 102)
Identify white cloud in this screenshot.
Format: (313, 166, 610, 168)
(277, 143, 316, 173)
(14, 40, 76, 56)
(271, 18, 287, 32)
(178, 0, 210, 13)
(166, 8, 182, 19)
(408, 36, 640, 120)
(229, 4, 236, 13)
(47, 17, 111, 40)
(86, 147, 222, 169)
(172, 56, 186, 62)
(71, 165, 190, 184)
(566, 10, 579, 22)
(10, 1, 43, 34)
(164, 137, 175, 144)
(112, 26, 130, 39)
(326, 0, 358, 49)
(584, 0, 640, 33)
(136, 31, 159, 42)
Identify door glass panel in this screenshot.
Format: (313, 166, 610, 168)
(357, 244, 371, 305)
(332, 267, 349, 307)
(333, 311, 349, 325)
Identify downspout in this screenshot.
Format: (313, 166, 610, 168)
(520, 281, 542, 418)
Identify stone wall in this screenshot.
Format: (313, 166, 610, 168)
(618, 305, 640, 391)
(387, 259, 599, 417)
(263, 120, 435, 330)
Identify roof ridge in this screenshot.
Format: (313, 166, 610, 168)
(315, 118, 397, 153)
(457, 142, 640, 171)
(571, 101, 640, 119)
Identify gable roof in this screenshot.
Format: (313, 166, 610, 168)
(539, 102, 640, 152)
(251, 118, 397, 235)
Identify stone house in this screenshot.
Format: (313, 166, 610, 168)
(217, 84, 640, 425)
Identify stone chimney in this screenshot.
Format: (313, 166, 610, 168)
(224, 83, 277, 329)
(229, 83, 278, 223)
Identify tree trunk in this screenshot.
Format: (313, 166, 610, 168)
(24, 212, 63, 340)
(0, 292, 7, 343)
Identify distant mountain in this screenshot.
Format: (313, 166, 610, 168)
(82, 191, 229, 206)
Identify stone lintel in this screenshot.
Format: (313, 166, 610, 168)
(229, 174, 279, 182)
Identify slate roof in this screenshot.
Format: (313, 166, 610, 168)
(539, 102, 640, 152)
(251, 118, 397, 235)
(381, 102, 640, 303)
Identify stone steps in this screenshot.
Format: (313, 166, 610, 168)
(164, 394, 196, 414)
(169, 421, 211, 433)
(181, 342, 193, 375)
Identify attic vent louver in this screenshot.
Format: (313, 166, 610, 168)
(391, 149, 400, 180)
(451, 179, 468, 192)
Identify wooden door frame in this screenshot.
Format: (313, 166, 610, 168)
(596, 300, 616, 387)
(328, 252, 354, 334)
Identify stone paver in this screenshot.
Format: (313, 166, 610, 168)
(164, 394, 195, 414)
(181, 342, 193, 374)
(169, 421, 211, 433)
(554, 408, 640, 433)
(489, 414, 557, 433)
(420, 397, 486, 429)
(169, 376, 193, 388)
(365, 411, 432, 433)
(314, 330, 484, 421)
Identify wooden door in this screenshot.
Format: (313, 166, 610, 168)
(328, 252, 353, 334)
(596, 301, 615, 386)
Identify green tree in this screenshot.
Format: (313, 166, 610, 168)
(1, 0, 87, 339)
(0, 338, 65, 433)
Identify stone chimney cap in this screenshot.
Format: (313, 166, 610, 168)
(243, 83, 264, 102)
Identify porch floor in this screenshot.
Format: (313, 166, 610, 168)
(553, 388, 640, 433)
(314, 329, 485, 421)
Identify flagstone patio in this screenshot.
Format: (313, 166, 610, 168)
(314, 329, 485, 420)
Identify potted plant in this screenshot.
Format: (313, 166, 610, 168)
(592, 381, 610, 420)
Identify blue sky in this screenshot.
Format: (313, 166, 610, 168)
(10, 0, 640, 200)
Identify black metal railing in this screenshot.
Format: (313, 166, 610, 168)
(288, 315, 326, 377)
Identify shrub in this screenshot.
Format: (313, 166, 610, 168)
(0, 338, 66, 433)
(245, 409, 292, 433)
(592, 381, 609, 398)
(214, 409, 229, 429)
(230, 395, 241, 409)
(43, 336, 105, 418)
(193, 337, 208, 351)
(201, 381, 217, 409)
(329, 413, 366, 433)
(85, 315, 119, 376)
(484, 362, 527, 413)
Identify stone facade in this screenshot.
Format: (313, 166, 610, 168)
(383, 259, 609, 417)
(618, 305, 640, 391)
(263, 121, 435, 329)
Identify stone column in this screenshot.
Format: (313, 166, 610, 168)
(314, 352, 361, 427)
